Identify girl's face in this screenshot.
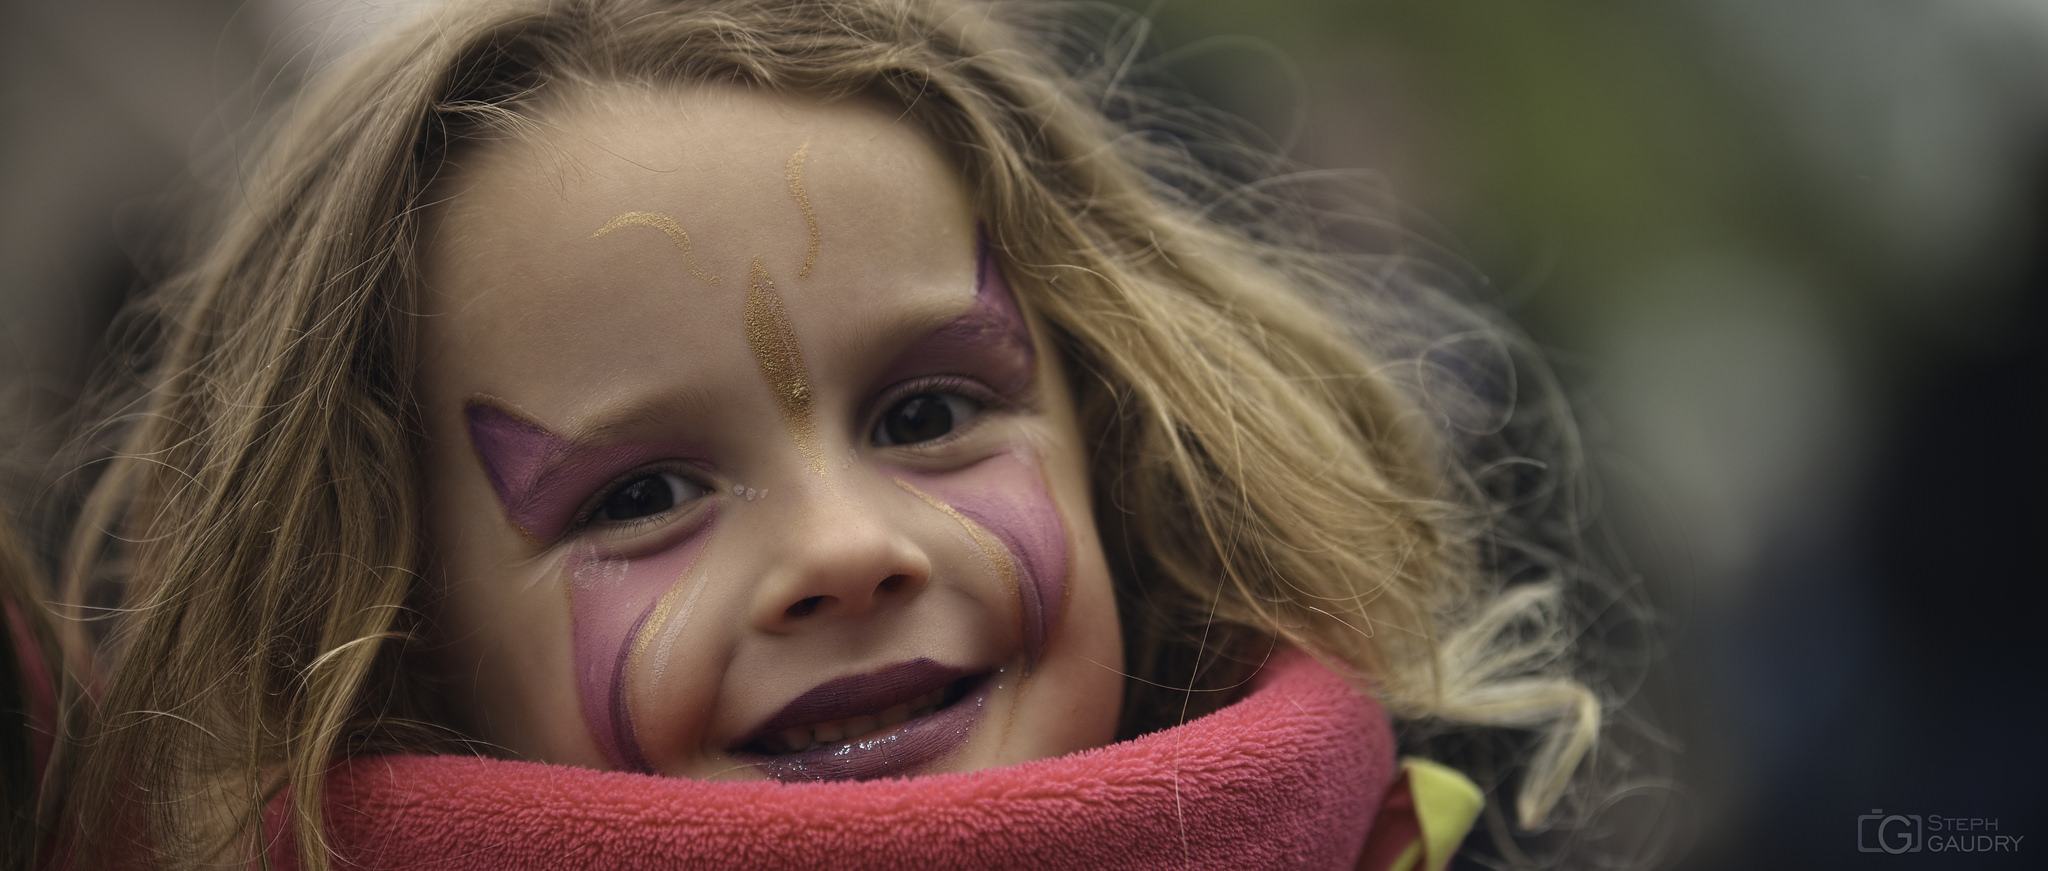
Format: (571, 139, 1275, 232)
(416, 85, 1124, 780)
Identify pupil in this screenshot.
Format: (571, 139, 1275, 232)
(886, 395, 954, 445)
(601, 475, 674, 521)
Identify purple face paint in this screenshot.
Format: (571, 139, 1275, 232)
(879, 230, 1067, 665)
(897, 448, 1069, 666)
(463, 398, 720, 770)
(465, 400, 712, 542)
(873, 227, 1035, 401)
(565, 525, 713, 772)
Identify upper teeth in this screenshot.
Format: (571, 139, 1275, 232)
(765, 688, 946, 754)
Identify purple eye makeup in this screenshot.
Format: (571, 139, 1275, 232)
(872, 227, 1036, 403)
(463, 400, 715, 542)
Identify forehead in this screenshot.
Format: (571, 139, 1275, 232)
(429, 82, 973, 289)
(418, 83, 980, 417)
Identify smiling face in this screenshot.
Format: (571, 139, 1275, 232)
(416, 84, 1124, 780)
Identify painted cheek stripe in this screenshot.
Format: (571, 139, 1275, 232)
(632, 568, 694, 670)
(643, 564, 712, 689)
(746, 259, 827, 476)
(894, 476, 1022, 603)
(607, 604, 660, 773)
(566, 552, 638, 770)
(565, 509, 717, 773)
(893, 454, 1069, 666)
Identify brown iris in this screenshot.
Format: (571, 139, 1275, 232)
(876, 394, 973, 446)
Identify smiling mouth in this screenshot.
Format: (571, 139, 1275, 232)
(732, 659, 991, 781)
(748, 675, 980, 754)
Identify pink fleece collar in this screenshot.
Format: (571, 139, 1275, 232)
(282, 649, 1398, 870)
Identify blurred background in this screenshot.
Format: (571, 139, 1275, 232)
(3, 0, 2043, 867)
(1104, 3, 2048, 869)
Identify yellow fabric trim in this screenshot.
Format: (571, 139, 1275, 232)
(1385, 840, 1425, 871)
(1402, 757, 1484, 871)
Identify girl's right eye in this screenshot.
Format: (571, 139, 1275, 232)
(591, 471, 706, 525)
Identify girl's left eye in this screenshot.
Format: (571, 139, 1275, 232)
(872, 392, 982, 447)
(591, 471, 706, 525)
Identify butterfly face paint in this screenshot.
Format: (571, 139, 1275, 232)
(562, 534, 712, 772)
(882, 235, 1067, 663)
(893, 451, 1066, 665)
(464, 400, 718, 770)
(417, 82, 1124, 782)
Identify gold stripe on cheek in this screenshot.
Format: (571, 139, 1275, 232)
(785, 141, 820, 280)
(893, 478, 1020, 597)
(591, 211, 724, 286)
(746, 259, 826, 476)
(628, 571, 692, 670)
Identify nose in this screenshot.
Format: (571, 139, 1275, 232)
(749, 483, 931, 633)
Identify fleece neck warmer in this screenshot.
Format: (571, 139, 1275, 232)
(276, 649, 1438, 870)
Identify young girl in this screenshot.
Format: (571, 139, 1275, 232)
(35, 0, 1615, 866)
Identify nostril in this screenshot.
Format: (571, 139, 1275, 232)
(877, 575, 907, 595)
(785, 596, 825, 619)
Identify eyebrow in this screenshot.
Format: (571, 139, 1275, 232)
(844, 293, 989, 363)
(867, 228, 1036, 397)
(559, 387, 722, 446)
(464, 228, 1008, 538)
(528, 268, 1003, 440)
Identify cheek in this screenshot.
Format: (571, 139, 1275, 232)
(899, 449, 1069, 665)
(564, 515, 717, 772)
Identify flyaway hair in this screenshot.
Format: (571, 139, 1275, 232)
(54, 1, 1622, 868)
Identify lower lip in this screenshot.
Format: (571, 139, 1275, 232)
(743, 678, 989, 783)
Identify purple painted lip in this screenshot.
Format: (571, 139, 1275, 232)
(732, 660, 989, 782)
(743, 658, 975, 740)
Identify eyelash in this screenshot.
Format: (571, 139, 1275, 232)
(570, 463, 712, 534)
(564, 376, 1007, 534)
(867, 375, 1004, 449)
